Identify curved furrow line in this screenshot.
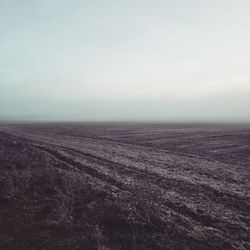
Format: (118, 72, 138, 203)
(32, 142, 249, 238)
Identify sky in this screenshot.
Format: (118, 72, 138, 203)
(0, 0, 250, 122)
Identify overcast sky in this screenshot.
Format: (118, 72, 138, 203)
(0, 0, 250, 122)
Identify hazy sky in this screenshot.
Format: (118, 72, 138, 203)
(0, 0, 250, 122)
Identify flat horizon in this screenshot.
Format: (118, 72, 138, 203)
(1, 1, 250, 122)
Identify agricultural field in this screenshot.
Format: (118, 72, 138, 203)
(0, 123, 249, 250)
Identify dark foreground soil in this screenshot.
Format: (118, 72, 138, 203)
(0, 123, 249, 249)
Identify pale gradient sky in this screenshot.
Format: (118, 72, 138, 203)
(0, 0, 250, 122)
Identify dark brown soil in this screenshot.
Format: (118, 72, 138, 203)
(0, 123, 249, 249)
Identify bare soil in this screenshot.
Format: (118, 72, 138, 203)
(0, 123, 249, 249)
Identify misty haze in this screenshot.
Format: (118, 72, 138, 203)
(0, 1, 249, 250)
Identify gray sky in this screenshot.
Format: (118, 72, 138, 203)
(0, 0, 250, 122)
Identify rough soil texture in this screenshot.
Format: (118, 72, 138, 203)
(0, 123, 249, 250)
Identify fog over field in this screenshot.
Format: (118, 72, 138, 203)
(0, 1, 250, 250)
(0, 0, 250, 122)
